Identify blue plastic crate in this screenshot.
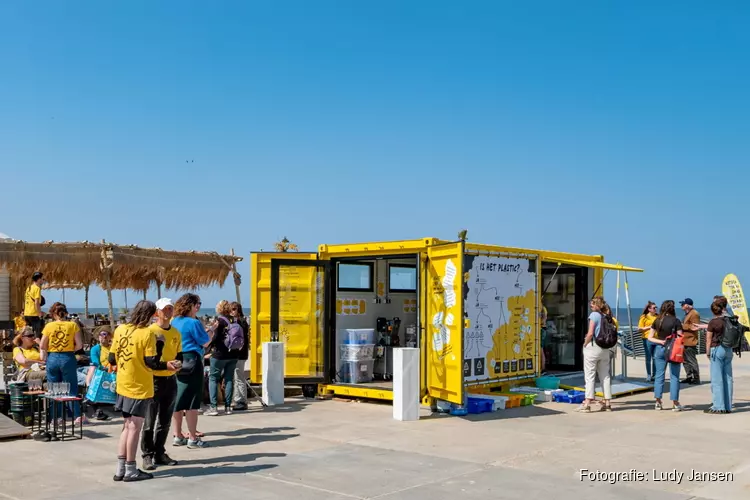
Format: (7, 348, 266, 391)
(552, 390, 586, 404)
(466, 397, 494, 414)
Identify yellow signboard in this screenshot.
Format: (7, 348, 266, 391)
(722, 273, 750, 343)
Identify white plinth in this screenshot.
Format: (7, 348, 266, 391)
(393, 348, 419, 421)
(262, 342, 285, 406)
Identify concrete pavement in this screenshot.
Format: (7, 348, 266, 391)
(1, 355, 748, 500)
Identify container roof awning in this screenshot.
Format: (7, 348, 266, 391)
(544, 257, 643, 273)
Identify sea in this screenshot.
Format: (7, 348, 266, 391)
(67, 307, 221, 318)
(614, 307, 713, 324)
(66, 307, 716, 322)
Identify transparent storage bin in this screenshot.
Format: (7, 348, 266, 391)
(339, 359, 375, 384)
(342, 328, 376, 345)
(340, 343, 375, 361)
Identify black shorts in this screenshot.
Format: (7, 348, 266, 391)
(115, 395, 152, 419)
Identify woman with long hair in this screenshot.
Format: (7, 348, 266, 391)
(13, 326, 45, 383)
(648, 300, 685, 411)
(110, 300, 179, 482)
(205, 300, 240, 416)
(638, 301, 658, 381)
(705, 300, 733, 414)
(577, 296, 613, 413)
(171, 293, 213, 449)
(40, 302, 83, 423)
(230, 302, 250, 411)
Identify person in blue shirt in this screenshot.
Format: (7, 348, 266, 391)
(171, 293, 214, 449)
(86, 328, 114, 421)
(577, 297, 613, 413)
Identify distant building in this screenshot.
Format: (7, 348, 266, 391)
(0, 233, 14, 321)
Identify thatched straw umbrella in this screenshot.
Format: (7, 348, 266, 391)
(0, 239, 243, 329)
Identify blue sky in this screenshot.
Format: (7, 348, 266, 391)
(1, 1, 748, 310)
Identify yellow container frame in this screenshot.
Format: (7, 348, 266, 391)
(249, 237, 642, 406)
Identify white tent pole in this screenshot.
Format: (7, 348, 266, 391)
(615, 270, 620, 325)
(623, 271, 634, 378)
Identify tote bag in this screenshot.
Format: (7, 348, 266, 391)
(664, 334, 685, 364)
(85, 369, 117, 404)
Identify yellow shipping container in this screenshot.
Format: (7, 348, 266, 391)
(250, 238, 641, 406)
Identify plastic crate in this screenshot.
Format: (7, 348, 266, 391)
(466, 391, 507, 410)
(477, 394, 508, 411)
(339, 359, 375, 384)
(535, 376, 561, 390)
(552, 390, 586, 404)
(494, 393, 524, 408)
(341, 329, 376, 345)
(467, 397, 494, 414)
(340, 343, 375, 361)
(510, 386, 563, 403)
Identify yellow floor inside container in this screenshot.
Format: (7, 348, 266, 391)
(321, 381, 394, 400)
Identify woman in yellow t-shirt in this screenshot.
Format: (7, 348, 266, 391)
(40, 302, 83, 421)
(638, 301, 658, 382)
(12, 327, 45, 383)
(109, 300, 179, 482)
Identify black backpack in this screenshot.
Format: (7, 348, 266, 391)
(595, 313, 618, 349)
(721, 316, 747, 353)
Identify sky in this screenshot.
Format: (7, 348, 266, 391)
(1, 1, 749, 310)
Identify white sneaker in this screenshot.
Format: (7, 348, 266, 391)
(655, 402, 663, 411)
(224, 407, 233, 415)
(204, 407, 220, 417)
(672, 405, 685, 412)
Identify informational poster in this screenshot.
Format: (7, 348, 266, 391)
(722, 274, 750, 343)
(463, 255, 537, 382)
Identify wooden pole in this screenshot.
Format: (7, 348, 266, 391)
(157, 282, 162, 299)
(124, 290, 128, 311)
(142, 289, 147, 301)
(101, 240, 115, 330)
(231, 248, 241, 304)
(84, 285, 89, 318)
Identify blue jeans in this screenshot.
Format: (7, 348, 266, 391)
(643, 339, 657, 379)
(653, 344, 680, 402)
(46, 352, 81, 418)
(209, 358, 238, 408)
(710, 346, 733, 411)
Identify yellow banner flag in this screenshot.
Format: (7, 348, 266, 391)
(722, 274, 750, 343)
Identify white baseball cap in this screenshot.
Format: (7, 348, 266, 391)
(155, 298, 174, 310)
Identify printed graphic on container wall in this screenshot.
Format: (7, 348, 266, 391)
(426, 242, 464, 405)
(463, 255, 537, 381)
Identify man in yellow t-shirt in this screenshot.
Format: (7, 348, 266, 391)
(141, 298, 182, 471)
(108, 300, 180, 483)
(23, 272, 45, 336)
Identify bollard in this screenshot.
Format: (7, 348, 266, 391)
(393, 348, 419, 421)
(262, 342, 285, 406)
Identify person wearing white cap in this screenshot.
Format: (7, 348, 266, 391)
(141, 297, 182, 471)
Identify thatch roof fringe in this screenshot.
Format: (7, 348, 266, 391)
(0, 240, 242, 292)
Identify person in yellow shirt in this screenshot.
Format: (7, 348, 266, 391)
(638, 301, 658, 382)
(141, 298, 182, 471)
(12, 327, 45, 383)
(23, 272, 45, 337)
(108, 300, 180, 483)
(40, 302, 83, 422)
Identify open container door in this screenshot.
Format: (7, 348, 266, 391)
(425, 241, 465, 405)
(250, 253, 330, 384)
